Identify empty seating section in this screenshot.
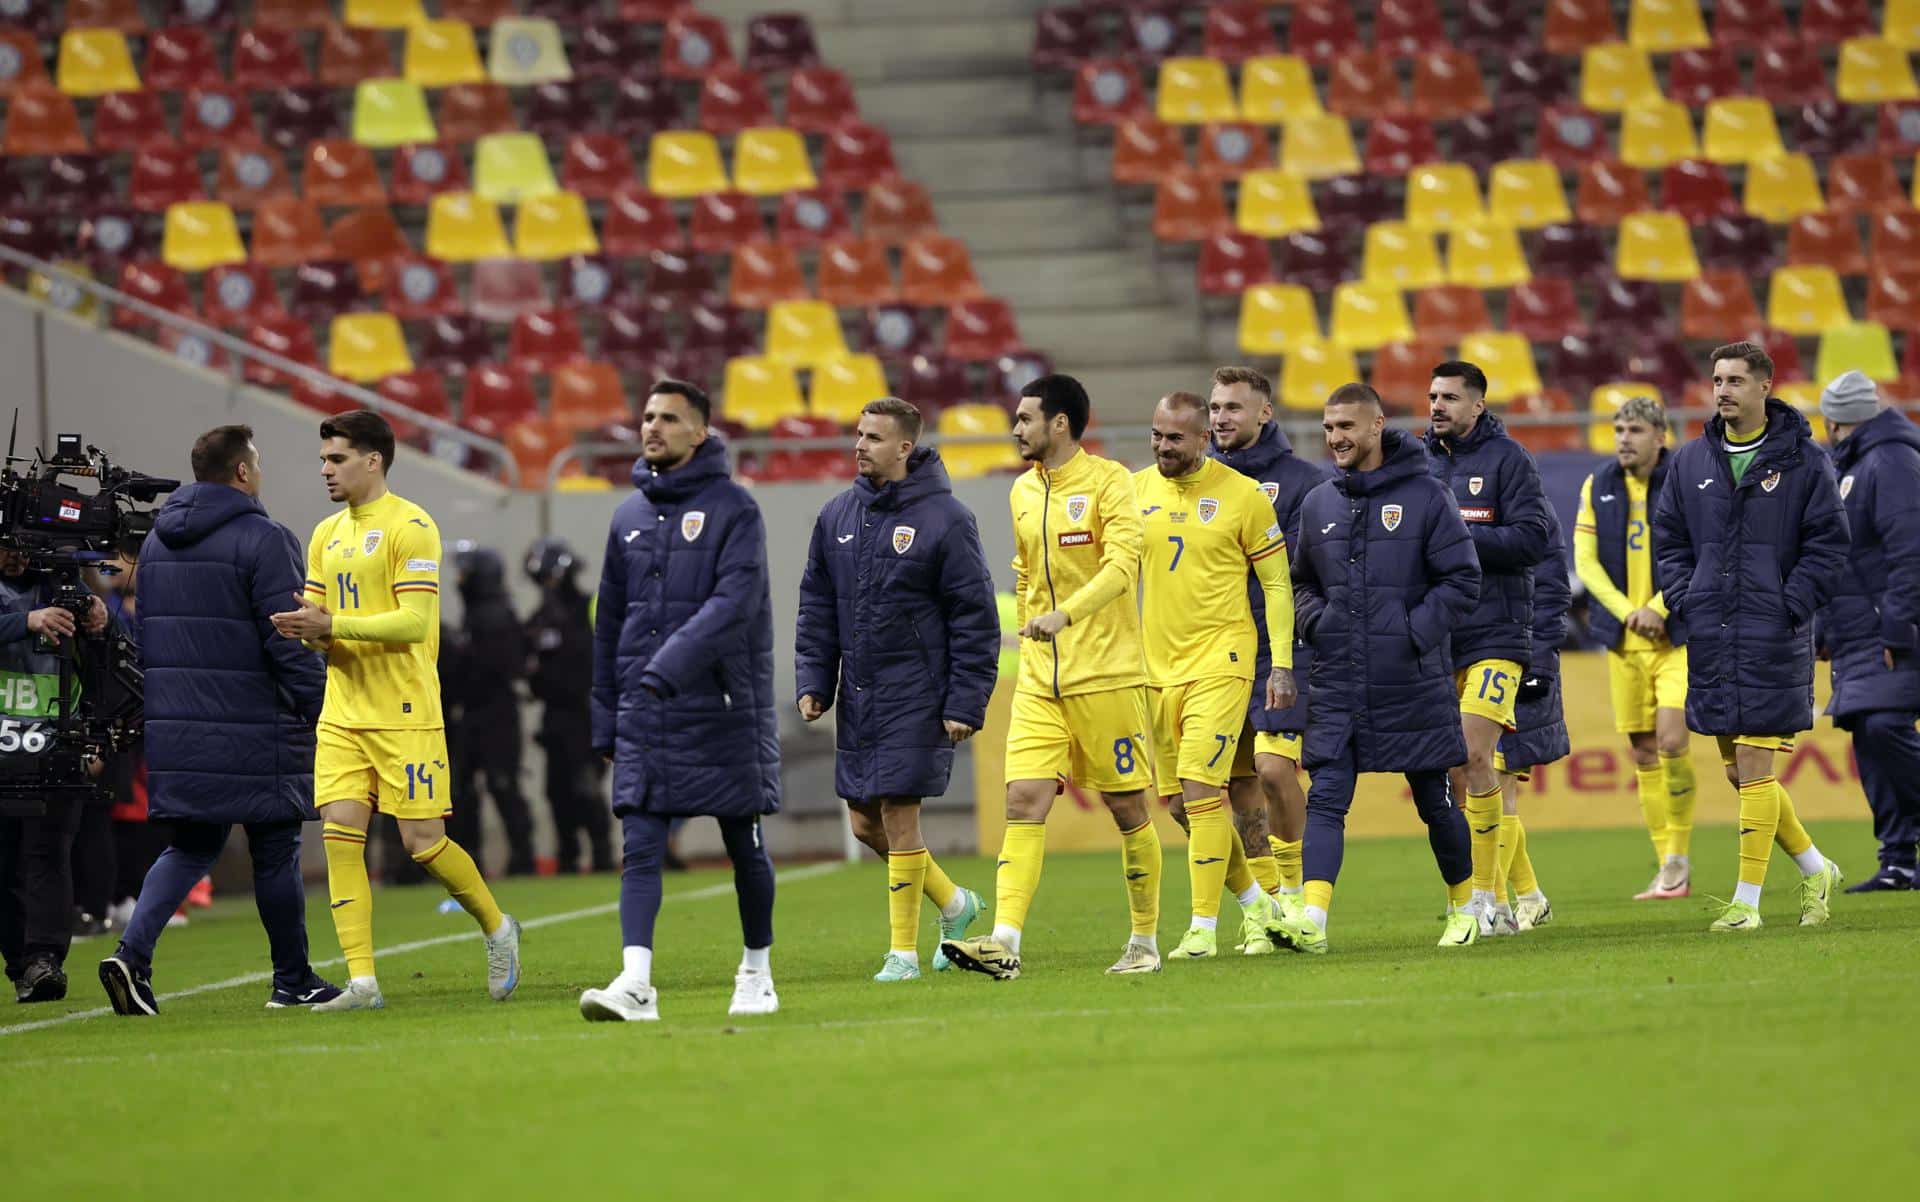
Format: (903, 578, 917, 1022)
(1033, 0, 1920, 452)
(2, 7, 1045, 485)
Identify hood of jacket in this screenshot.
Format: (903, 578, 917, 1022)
(856, 446, 953, 512)
(1334, 427, 1431, 497)
(1423, 408, 1512, 458)
(1703, 397, 1816, 473)
(634, 434, 732, 503)
(153, 482, 267, 549)
(1210, 418, 1295, 477)
(1832, 406, 1920, 472)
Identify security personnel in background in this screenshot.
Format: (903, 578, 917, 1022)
(525, 537, 612, 874)
(453, 543, 535, 876)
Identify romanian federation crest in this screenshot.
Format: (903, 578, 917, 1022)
(1065, 494, 1089, 523)
(1381, 504, 1403, 532)
(1840, 473, 1855, 500)
(363, 530, 382, 555)
(1760, 472, 1782, 493)
(1197, 497, 1219, 524)
(892, 525, 916, 554)
(1260, 481, 1280, 503)
(681, 511, 706, 542)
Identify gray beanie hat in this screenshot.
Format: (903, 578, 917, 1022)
(1820, 370, 1879, 425)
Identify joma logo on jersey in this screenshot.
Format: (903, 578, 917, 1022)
(1761, 471, 1782, 493)
(1381, 504, 1403, 531)
(1459, 505, 1495, 523)
(1841, 473, 1855, 499)
(363, 530, 382, 555)
(1058, 531, 1094, 547)
(1197, 497, 1219, 524)
(1468, 476, 1485, 496)
(892, 525, 915, 554)
(681, 511, 706, 542)
(1065, 494, 1089, 523)
(1260, 481, 1280, 503)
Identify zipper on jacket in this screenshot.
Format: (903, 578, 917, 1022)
(1041, 470, 1060, 699)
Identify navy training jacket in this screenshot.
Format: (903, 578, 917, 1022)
(1424, 412, 1552, 667)
(1820, 408, 1920, 725)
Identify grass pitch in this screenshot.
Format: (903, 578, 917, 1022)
(5, 821, 1916, 1200)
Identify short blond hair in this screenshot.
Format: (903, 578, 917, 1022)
(1210, 365, 1273, 402)
(1614, 395, 1667, 431)
(860, 396, 922, 442)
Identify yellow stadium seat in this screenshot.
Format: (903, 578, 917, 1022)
(1627, 0, 1709, 51)
(1889, 0, 1920, 49)
(1235, 168, 1320, 236)
(937, 403, 1020, 480)
(766, 299, 847, 368)
(56, 29, 139, 96)
(1157, 56, 1238, 124)
(1816, 321, 1899, 383)
(1701, 97, 1783, 164)
(1237, 283, 1321, 355)
(1580, 44, 1660, 112)
(1486, 160, 1570, 229)
(1744, 153, 1825, 223)
(345, 0, 427, 29)
(720, 356, 806, 432)
(1281, 113, 1359, 179)
(555, 476, 612, 493)
(809, 354, 890, 424)
(161, 202, 245, 272)
(1241, 55, 1321, 124)
(1458, 331, 1541, 402)
(648, 132, 730, 198)
(328, 313, 414, 383)
(403, 19, 485, 87)
(425, 191, 510, 261)
(1837, 37, 1920, 103)
(513, 190, 597, 260)
(1446, 221, 1531, 288)
(1775, 380, 1823, 416)
(1279, 337, 1359, 411)
(1363, 220, 1445, 289)
(1767, 265, 1851, 334)
(733, 127, 817, 196)
(1620, 100, 1699, 169)
(487, 17, 572, 85)
(1405, 164, 1485, 233)
(1616, 210, 1700, 281)
(475, 132, 558, 203)
(1589, 383, 1663, 453)
(352, 78, 437, 147)
(1330, 282, 1412, 352)
(28, 261, 97, 321)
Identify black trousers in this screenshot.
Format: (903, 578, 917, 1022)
(0, 798, 83, 974)
(541, 719, 611, 872)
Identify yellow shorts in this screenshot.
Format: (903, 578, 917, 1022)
(315, 722, 454, 820)
(1716, 735, 1794, 764)
(1006, 687, 1154, 795)
(1455, 658, 1523, 730)
(1254, 731, 1302, 762)
(1608, 646, 1689, 733)
(1149, 676, 1255, 797)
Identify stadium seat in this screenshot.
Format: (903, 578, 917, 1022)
(1591, 277, 1667, 336)
(1236, 169, 1319, 236)
(404, 19, 484, 86)
(1744, 154, 1826, 223)
(161, 201, 245, 272)
(1289, 2, 1361, 65)
(699, 66, 773, 135)
(1487, 160, 1570, 229)
(1697, 213, 1780, 274)
(863, 178, 939, 244)
(720, 356, 804, 431)
(1413, 285, 1492, 342)
(1315, 173, 1396, 237)
(1701, 98, 1785, 164)
(560, 133, 637, 201)
(803, 353, 888, 425)
(110, 259, 192, 334)
(777, 188, 852, 247)
(250, 196, 332, 266)
(92, 89, 171, 153)
(464, 363, 538, 424)
(946, 297, 1023, 361)
(1500, 49, 1572, 109)
(900, 234, 981, 305)
(1620, 101, 1698, 169)
(1361, 115, 1437, 176)
(1768, 265, 1852, 333)
(1793, 99, 1872, 160)
(1405, 164, 1485, 232)
(1666, 46, 1740, 107)
(820, 123, 898, 192)
(1329, 281, 1412, 351)
(377, 254, 455, 320)
(1447, 222, 1530, 288)
(0, 30, 52, 96)
(895, 351, 967, 409)
(817, 235, 896, 307)
(1072, 60, 1148, 126)
(1545, 0, 1618, 53)
(410, 312, 490, 375)
(1537, 105, 1612, 169)
(1807, 0, 1875, 43)
(1616, 211, 1700, 281)
(647, 249, 719, 312)
(1891, 0, 1920, 47)
(1203, 3, 1278, 65)
(611, 70, 687, 139)
(328, 312, 412, 382)
(286, 259, 361, 322)
(1280, 113, 1359, 179)
(1452, 111, 1525, 174)
(1237, 283, 1320, 354)
(573, 19, 648, 81)
(936, 404, 1019, 480)
(1816, 321, 1899, 381)
(435, 81, 514, 141)
(681, 300, 757, 365)
(1588, 384, 1663, 452)
(1369, 338, 1450, 402)
(349, 79, 434, 147)
(142, 26, 219, 92)
(1410, 48, 1489, 121)
(1273, 230, 1347, 294)
(649, 132, 730, 198)
(1872, 210, 1920, 271)
(204, 263, 284, 327)
(72, 0, 147, 28)
(1868, 267, 1920, 329)
(1325, 52, 1404, 121)
(319, 24, 394, 85)
(1459, 0, 1524, 52)
(488, 17, 571, 85)
(1505, 277, 1584, 341)
(1549, 333, 1628, 398)
(474, 132, 558, 203)
(56, 29, 140, 96)
(514, 191, 597, 260)
(1278, 338, 1359, 410)
(1364, 221, 1444, 288)
(786, 66, 858, 133)
(4, 85, 86, 155)
(728, 237, 808, 308)
(1458, 331, 1541, 401)
(1372, 0, 1442, 57)
(1787, 213, 1868, 275)
(1197, 122, 1274, 181)
(179, 85, 259, 149)
(767, 300, 847, 368)
(1111, 118, 1186, 184)
(42, 153, 117, 214)
(1196, 231, 1275, 295)
(1660, 158, 1739, 223)
(1628, 0, 1709, 50)
(1581, 44, 1660, 112)
(556, 252, 628, 312)
(129, 146, 201, 212)
(261, 85, 343, 150)
(734, 127, 818, 196)
(1753, 42, 1831, 106)
(1712, 0, 1789, 46)
(387, 142, 465, 204)
(1838, 37, 1920, 102)
(1157, 57, 1238, 124)
(1575, 159, 1653, 226)
(303, 140, 384, 208)
(328, 206, 408, 289)
(689, 192, 766, 254)
(506, 307, 583, 373)
(240, 313, 320, 385)
(441, 0, 512, 22)
(1679, 270, 1763, 339)
(344, 0, 426, 28)
(425, 192, 510, 261)
(598, 302, 669, 374)
(602, 186, 682, 255)
(664, 10, 735, 80)
(549, 359, 629, 432)
(1152, 169, 1230, 241)
(1240, 55, 1320, 124)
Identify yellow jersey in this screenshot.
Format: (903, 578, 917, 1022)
(1573, 472, 1666, 652)
(1133, 459, 1292, 687)
(1009, 448, 1147, 698)
(303, 491, 443, 730)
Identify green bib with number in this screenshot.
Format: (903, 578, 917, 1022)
(0, 669, 73, 718)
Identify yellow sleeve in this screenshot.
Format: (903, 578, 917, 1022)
(1572, 475, 1635, 623)
(1009, 487, 1028, 627)
(332, 588, 434, 643)
(388, 513, 442, 601)
(1243, 491, 1293, 670)
(1059, 464, 1142, 625)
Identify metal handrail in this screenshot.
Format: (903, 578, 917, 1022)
(0, 245, 519, 487)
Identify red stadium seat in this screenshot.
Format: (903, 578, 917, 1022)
(93, 90, 173, 153)
(1033, 6, 1099, 72)
(822, 123, 899, 191)
(785, 66, 858, 133)
(1111, 118, 1187, 184)
(286, 258, 361, 322)
(1196, 231, 1275, 295)
(1072, 60, 1147, 126)
(682, 300, 756, 366)
(900, 234, 983, 305)
(41, 154, 118, 215)
(1459, 0, 1530, 53)
(252, 0, 329, 30)
(776, 188, 852, 247)
(381, 255, 460, 321)
(242, 313, 320, 386)
(1151, 168, 1230, 242)
(664, 10, 735, 80)
(1752, 42, 1830, 105)
(203, 263, 285, 328)
(1868, 267, 1920, 330)
(698, 67, 774, 136)
(391, 143, 470, 205)
(864, 178, 939, 243)
(1202, 3, 1278, 65)
(464, 363, 539, 423)
(69, 0, 145, 33)
(144, 25, 222, 91)
(232, 26, 311, 89)
(1534, 220, 1611, 282)
(1410, 48, 1490, 121)
(1195, 122, 1273, 181)
(1696, 213, 1779, 274)
(1548, 334, 1627, 399)
(1799, 0, 1874, 43)
(1506, 276, 1586, 340)
(745, 12, 821, 73)
(524, 80, 597, 140)
(604, 186, 685, 255)
(129, 147, 203, 213)
(574, 19, 650, 81)
(944, 296, 1023, 361)
(1538, 105, 1612, 168)
(1681, 270, 1763, 339)
(1288, 2, 1361, 65)
(1877, 102, 1920, 156)
(179, 85, 259, 149)
(900, 353, 971, 410)
(611, 70, 687, 139)
(690, 192, 767, 255)
(77, 206, 156, 268)
(1274, 229, 1350, 292)
(1451, 111, 1525, 173)
(1363, 115, 1437, 176)
(508, 308, 584, 374)
(558, 253, 631, 311)
(816, 235, 897, 307)
(442, 0, 514, 21)
(1376, 0, 1446, 58)
(1667, 47, 1741, 107)
(1326, 52, 1405, 120)
(598, 301, 671, 375)
(1121, 5, 1191, 64)
(111, 259, 193, 333)
(1792, 100, 1870, 159)
(1660, 158, 1739, 224)
(864, 303, 935, 360)
(260, 85, 342, 152)
(214, 145, 295, 210)
(1592, 277, 1668, 337)
(560, 133, 637, 200)
(1711, 0, 1790, 48)
(1498, 49, 1571, 108)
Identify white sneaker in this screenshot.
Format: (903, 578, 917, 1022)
(1483, 902, 1519, 936)
(728, 969, 779, 1016)
(485, 914, 521, 1001)
(311, 979, 384, 1013)
(580, 980, 659, 1022)
(1514, 894, 1553, 931)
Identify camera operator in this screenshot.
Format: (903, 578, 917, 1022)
(0, 546, 109, 1002)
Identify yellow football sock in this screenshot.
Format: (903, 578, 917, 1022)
(1272, 836, 1303, 890)
(1446, 876, 1472, 908)
(1660, 751, 1695, 859)
(1496, 811, 1518, 898)
(1736, 775, 1780, 887)
(923, 853, 957, 910)
(994, 821, 1047, 933)
(413, 835, 504, 937)
(1504, 814, 1539, 896)
(1119, 819, 1161, 937)
(321, 822, 375, 979)
(1773, 782, 1814, 857)
(1466, 786, 1502, 893)
(1185, 796, 1233, 920)
(1248, 853, 1279, 896)
(1303, 879, 1333, 915)
(887, 849, 928, 955)
(1224, 826, 1254, 897)
(1635, 761, 1670, 865)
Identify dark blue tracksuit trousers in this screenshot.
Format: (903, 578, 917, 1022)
(619, 813, 775, 950)
(116, 819, 313, 991)
(1849, 711, 1920, 870)
(1302, 737, 1473, 891)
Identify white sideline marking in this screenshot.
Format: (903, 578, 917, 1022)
(0, 862, 843, 1039)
